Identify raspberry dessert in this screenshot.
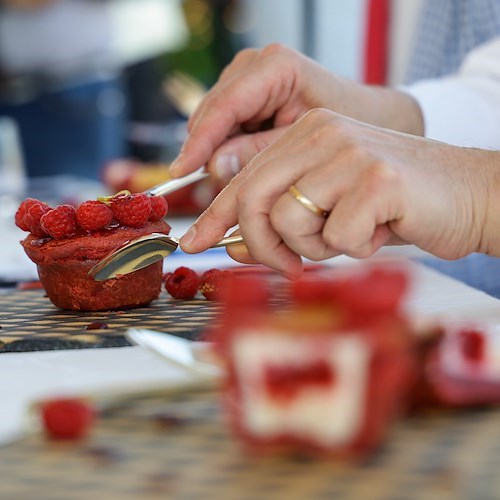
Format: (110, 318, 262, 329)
(213, 265, 415, 457)
(421, 322, 500, 406)
(16, 194, 170, 311)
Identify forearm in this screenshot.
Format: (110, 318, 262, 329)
(297, 56, 425, 136)
(353, 84, 425, 136)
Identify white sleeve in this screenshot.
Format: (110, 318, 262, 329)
(402, 37, 500, 149)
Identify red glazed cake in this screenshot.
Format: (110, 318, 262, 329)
(213, 265, 416, 457)
(16, 194, 170, 311)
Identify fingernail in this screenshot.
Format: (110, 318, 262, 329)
(169, 157, 182, 178)
(215, 154, 240, 180)
(180, 225, 197, 249)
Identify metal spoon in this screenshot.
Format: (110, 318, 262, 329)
(145, 166, 209, 197)
(89, 233, 243, 281)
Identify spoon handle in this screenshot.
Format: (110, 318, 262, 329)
(146, 166, 209, 197)
(211, 235, 244, 248)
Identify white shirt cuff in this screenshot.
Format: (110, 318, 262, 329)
(402, 79, 500, 150)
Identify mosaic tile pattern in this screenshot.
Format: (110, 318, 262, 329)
(0, 290, 218, 352)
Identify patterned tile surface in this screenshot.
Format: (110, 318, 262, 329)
(0, 290, 217, 352)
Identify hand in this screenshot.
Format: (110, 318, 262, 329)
(169, 44, 424, 182)
(180, 109, 497, 278)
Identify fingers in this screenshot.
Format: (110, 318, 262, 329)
(209, 127, 288, 183)
(169, 45, 300, 178)
(268, 165, 348, 262)
(181, 109, 410, 277)
(179, 157, 262, 254)
(322, 163, 403, 258)
(181, 110, 345, 276)
(224, 230, 258, 265)
(188, 48, 259, 130)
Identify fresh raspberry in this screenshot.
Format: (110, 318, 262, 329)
(164, 266, 200, 299)
(110, 193, 151, 228)
(41, 398, 95, 440)
(24, 202, 52, 237)
(41, 205, 77, 239)
(76, 200, 113, 231)
(199, 268, 235, 301)
(149, 195, 168, 221)
(15, 198, 49, 232)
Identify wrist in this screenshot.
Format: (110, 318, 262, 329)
(361, 86, 425, 135)
(478, 150, 500, 256)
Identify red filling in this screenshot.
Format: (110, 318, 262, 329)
(459, 329, 485, 363)
(263, 359, 335, 404)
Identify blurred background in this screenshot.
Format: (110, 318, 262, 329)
(0, 0, 423, 215)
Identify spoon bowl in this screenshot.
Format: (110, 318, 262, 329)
(89, 233, 243, 281)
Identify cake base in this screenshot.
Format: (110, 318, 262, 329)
(37, 260, 163, 311)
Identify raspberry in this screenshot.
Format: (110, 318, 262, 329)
(110, 193, 151, 228)
(199, 268, 235, 301)
(76, 200, 113, 231)
(41, 398, 95, 440)
(41, 205, 77, 239)
(24, 202, 52, 237)
(164, 266, 200, 299)
(15, 198, 49, 232)
(149, 195, 168, 221)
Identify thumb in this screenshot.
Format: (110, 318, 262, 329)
(208, 126, 288, 182)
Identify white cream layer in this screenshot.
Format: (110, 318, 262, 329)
(232, 331, 369, 446)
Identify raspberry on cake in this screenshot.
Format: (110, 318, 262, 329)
(149, 195, 168, 221)
(41, 205, 78, 239)
(110, 192, 152, 228)
(76, 200, 113, 231)
(15, 198, 49, 232)
(16, 194, 171, 311)
(212, 265, 415, 457)
(24, 201, 51, 237)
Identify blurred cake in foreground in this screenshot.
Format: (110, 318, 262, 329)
(213, 265, 416, 457)
(16, 193, 169, 311)
(421, 322, 500, 406)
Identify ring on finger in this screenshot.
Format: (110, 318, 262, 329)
(288, 185, 330, 218)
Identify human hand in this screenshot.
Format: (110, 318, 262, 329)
(180, 109, 495, 278)
(169, 44, 424, 183)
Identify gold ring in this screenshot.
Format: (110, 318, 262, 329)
(288, 185, 330, 218)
